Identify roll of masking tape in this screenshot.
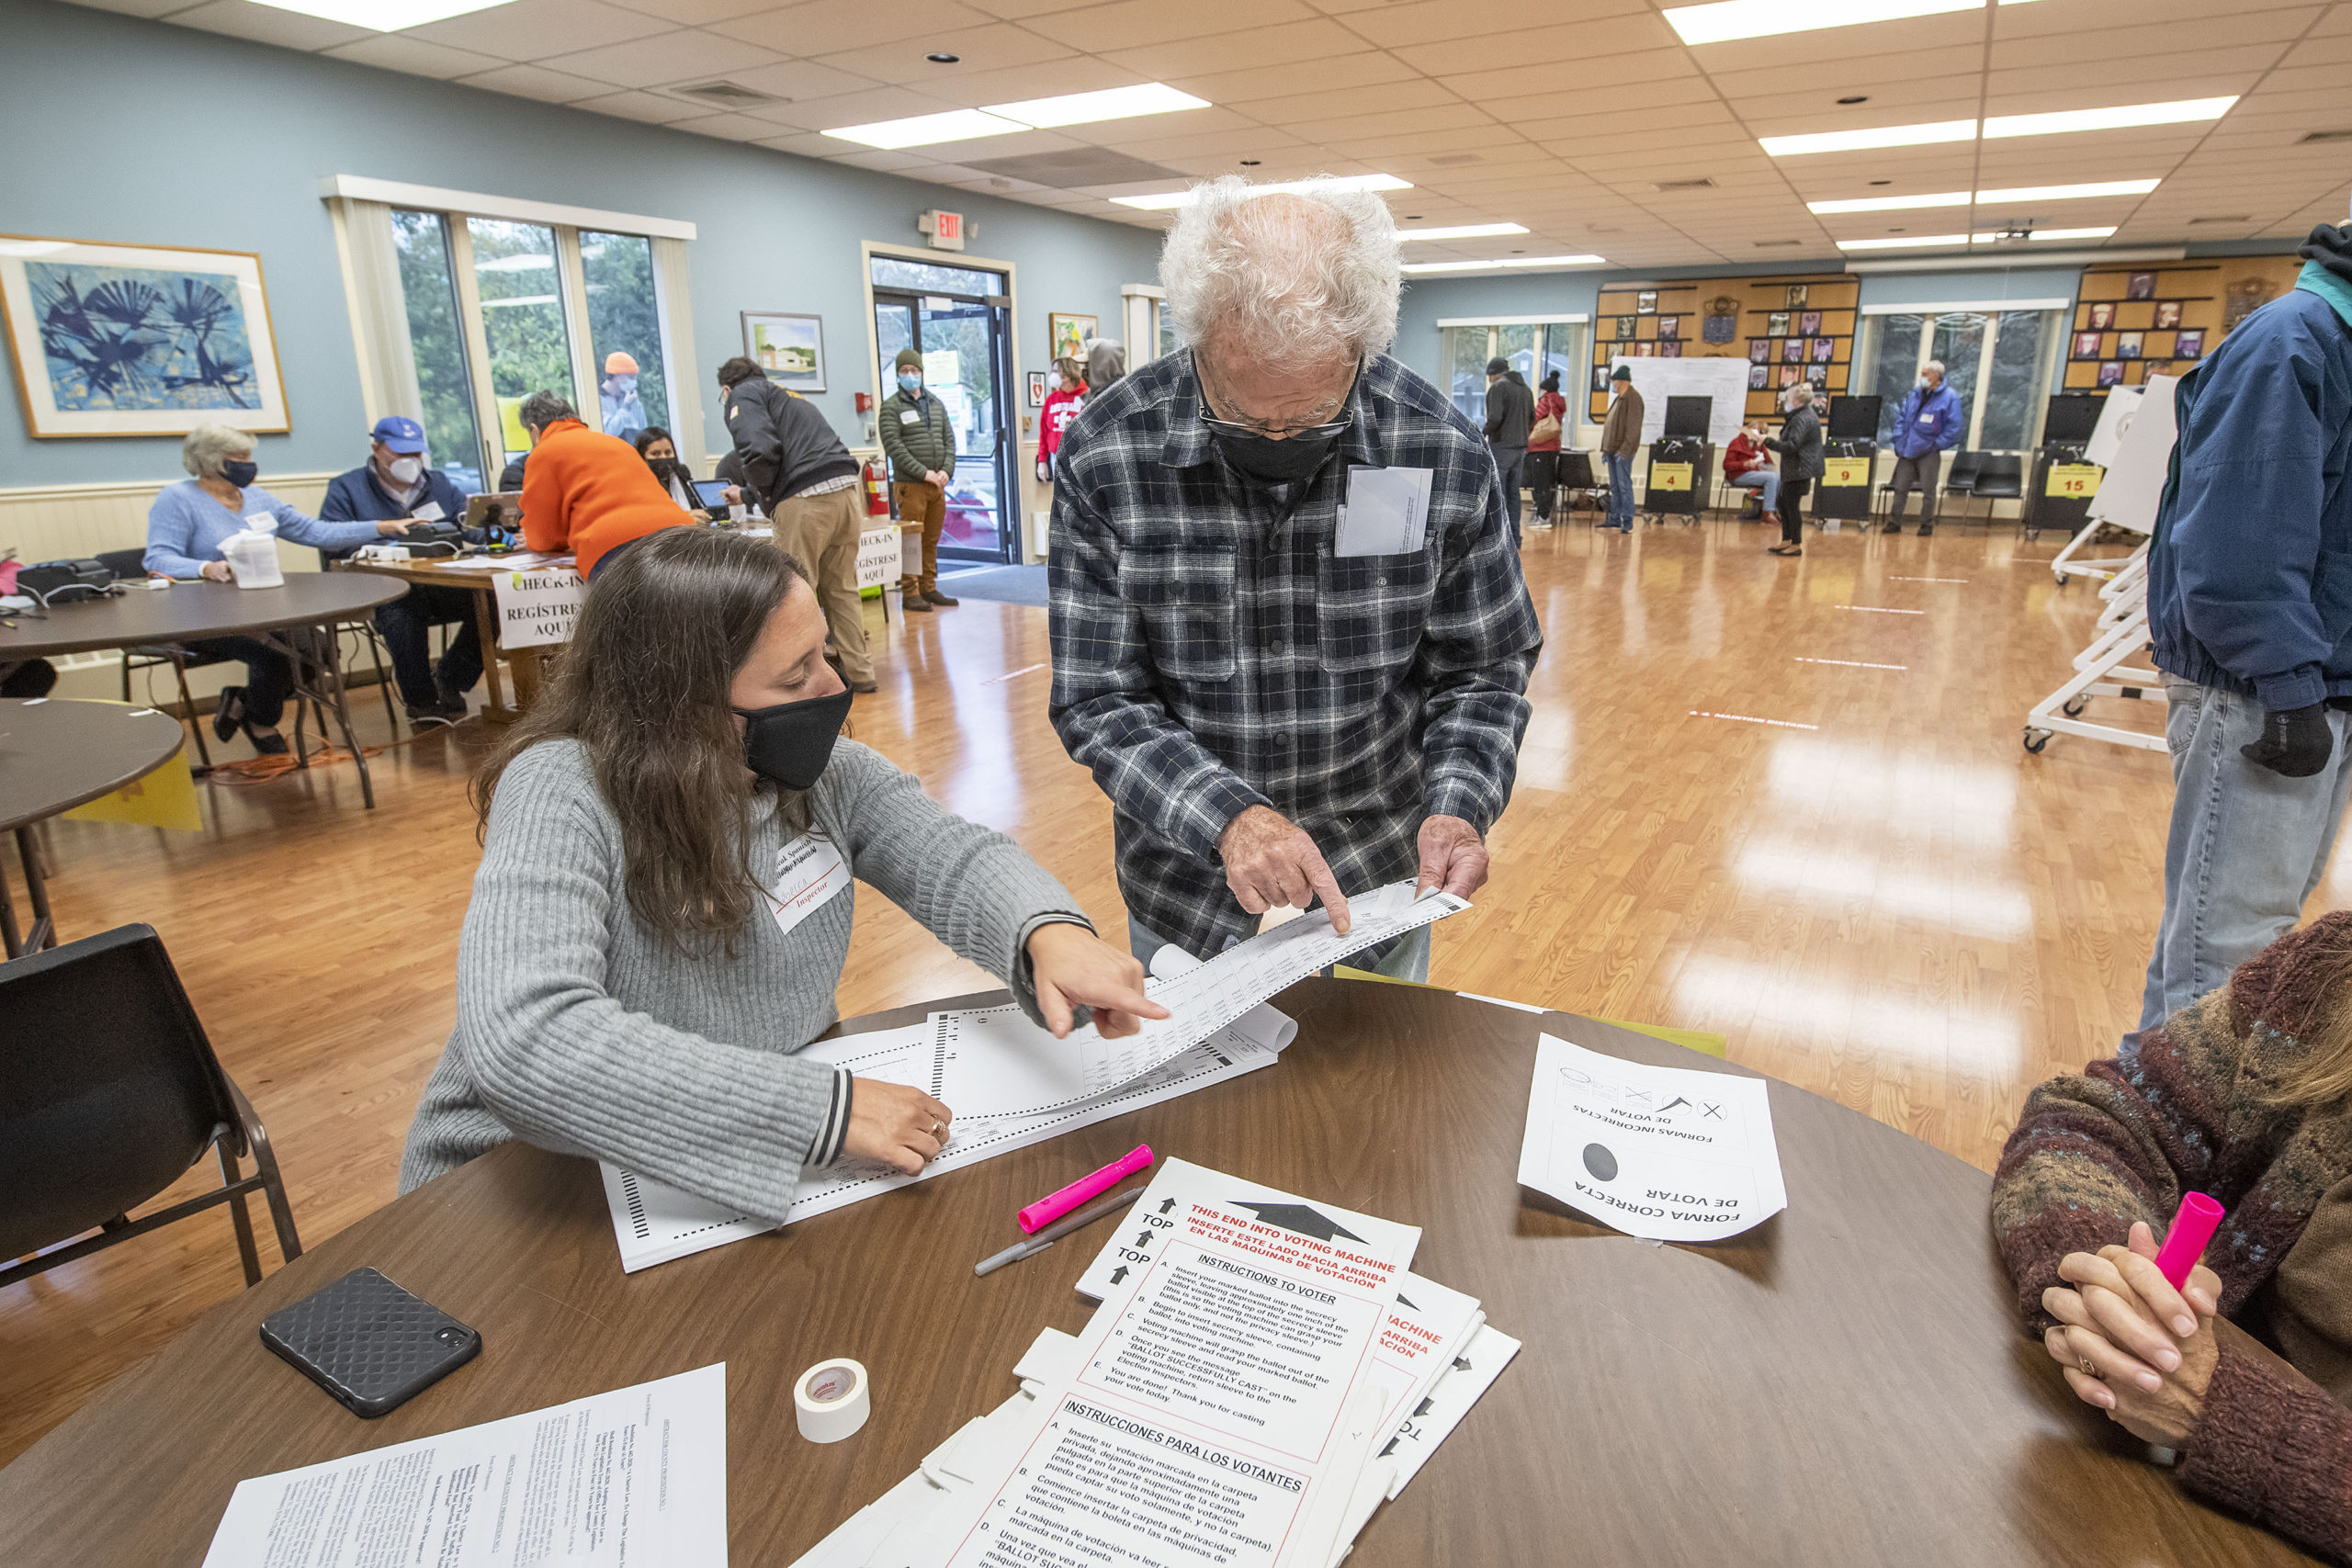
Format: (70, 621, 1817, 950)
(795, 1358, 870, 1443)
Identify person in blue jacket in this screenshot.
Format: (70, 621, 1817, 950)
(1883, 358, 1963, 536)
(2136, 204, 2352, 1032)
(321, 415, 482, 728)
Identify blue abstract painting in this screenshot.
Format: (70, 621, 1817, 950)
(28, 260, 259, 411)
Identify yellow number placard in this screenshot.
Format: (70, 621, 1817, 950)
(2046, 462, 2102, 499)
(1648, 462, 1693, 492)
(1821, 457, 1871, 488)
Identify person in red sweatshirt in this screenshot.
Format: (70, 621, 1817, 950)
(1525, 370, 1566, 528)
(517, 391, 695, 578)
(1035, 356, 1088, 482)
(1722, 422, 1779, 520)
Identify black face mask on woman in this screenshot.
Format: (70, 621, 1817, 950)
(735, 686, 853, 791)
(220, 459, 259, 489)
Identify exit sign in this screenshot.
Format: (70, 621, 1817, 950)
(921, 209, 966, 252)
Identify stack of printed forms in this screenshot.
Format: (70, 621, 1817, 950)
(791, 1158, 1520, 1568)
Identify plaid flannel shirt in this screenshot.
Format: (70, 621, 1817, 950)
(1047, 349, 1542, 960)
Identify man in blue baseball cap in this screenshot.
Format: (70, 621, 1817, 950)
(321, 415, 482, 728)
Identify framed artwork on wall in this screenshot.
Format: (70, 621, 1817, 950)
(1778, 365, 1801, 387)
(741, 310, 826, 392)
(2073, 331, 2102, 357)
(2175, 329, 2205, 358)
(2126, 272, 2157, 300)
(2098, 360, 2126, 387)
(1615, 315, 1637, 339)
(1657, 315, 1680, 339)
(1785, 283, 1810, 308)
(1810, 336, 1835, 363)
(2154, 300, 2182, 329)
(1636, 290, 1658, 313)
(0, 232, 289, 438)
(1748, 363, 1770, 389)
(1781, 338, 1804, 363)
(1767, 311, 1791, 336)
(2118, 331, 2143, 359)
(1798, 310, 1822, 336)
(1049, 312, 1098, 363)
(1748, 338, 1770, 362)
(1658, 340, 1683, 357)
(2088, 302, 2115, 330)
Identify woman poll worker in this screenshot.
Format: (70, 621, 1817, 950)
(512, 390, 695, 578)
(399, 528, 1163, 1215)
(144, 423, 408, 754)
(633, 425, 741, 520)
(1993, 914, 2352, 1562)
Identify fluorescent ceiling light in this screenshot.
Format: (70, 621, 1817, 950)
(1397, 222, 1532, 241)
(1399, 254, 1608, 273)
(1112, 174, 1413, 211)
(1984, 97, 2236, 139)
(250, 0, 510, 27)
(1664, 0, 1976, 46)
(826, 82, 1209, 150)
(1973, 178, 2159, 203)
(1763, 119, 1977, 157)
(1809, 190, 1971, 213)
(1836, 233, 1973, 251)
(1971, 226, 2118, 242)
(986, 84, 1210, 129)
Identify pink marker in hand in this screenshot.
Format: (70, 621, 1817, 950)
(2154, 1190, 2225, 1289)
(1020, 1144, 1154, 1235)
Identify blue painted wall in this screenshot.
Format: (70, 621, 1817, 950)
(0, 0, 1163, 488)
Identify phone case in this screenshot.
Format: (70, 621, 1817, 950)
(258, 1267, 481, 1418)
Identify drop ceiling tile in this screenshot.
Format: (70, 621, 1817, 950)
(1242, 78, 1464, 127)
(1097, 125, 1314, 162)
(1277, 103, 1494, 142)
(1346, 0, 1657, 51)
(717, 58, 885, 101)
(1451, 50, 1715, 103)
(539, 28, 784, 87)
(573, 88, 713, 122)
(709, 0, 995, 55)
(829, 148, 939, 172)
(1685, 10, 1988, 71)
(1096, 17, 1374, 78)
(2316, 2, 2352, 34)
(408, 0, 675, 60)
(671, 109, 790, 139)
(1395, 25, 1691, 76)
(458, 62, 619, 102)
(1485, 82, 1726, 125)
(323, 33, 506, 78)
(2281, 31, 2352, 63)
(1169, 52, 1420, 107)
(1982, 60, 2277, 107)
(880, 56, 1131, 107)
(609, 0, 775, 23)
(959, 0, 1119, 16)
(1061, 106, 1261, 143)
(168, 0, 370, 51)
(67, 0, 200, 17)
(1993, 0, 2319, 38)
(2247, 62, 2352, 94)
(1702, 46, 1984, 104)
(772, 83, 964, 128)
(815, 23, 1075, 85)
(1740, 97, 1981, 139)
(1025, 0, 1317, 52)
(751, 130, 841, 155)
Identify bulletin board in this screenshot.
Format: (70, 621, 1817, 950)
(2063, 254, 2303, 394)
(1589, 274, 1858, 428)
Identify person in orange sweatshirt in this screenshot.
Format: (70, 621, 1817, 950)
(516, 390, 695, 578)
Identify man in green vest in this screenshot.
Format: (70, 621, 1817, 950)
(877, 348, 960, 611)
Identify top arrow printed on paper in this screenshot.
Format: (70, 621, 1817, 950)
(1110, 1267, 1128, 1285)
(1159, 1198, 1178, 1214)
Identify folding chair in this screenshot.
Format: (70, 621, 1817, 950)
(95, 547, 223, 769)
(1961, 454, 2025, 525)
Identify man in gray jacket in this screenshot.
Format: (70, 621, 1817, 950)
(1482, 356, 1532, 541)
(717, 356, 874, 691)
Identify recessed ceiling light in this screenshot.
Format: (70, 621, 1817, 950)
(1838, 96, 1869, 105)
(825, 82, 1210, 149)
(1399, 254, 1607, 273)
(1762, 118, 1977, 156)
(1973, 178, 2161, 203)
(1983, 97, 2236, 139)
(1396, 222, 1531, 241)
(1969, 226, 2118, 243)
(1664, 0, 1977, 46)
(1112, 174, 1413, 210)
(925, 51, 959, 63)
(249, 0, 510, 26)
(1809, 189, 1971, 213)
(1836, 233, 1973, 251)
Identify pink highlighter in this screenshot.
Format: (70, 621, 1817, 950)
(1020, 1144, 1154, 1235)
(2154, 1190, 2225, 1288)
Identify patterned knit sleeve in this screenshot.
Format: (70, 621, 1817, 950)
(2180, 1337, 2352, 1565)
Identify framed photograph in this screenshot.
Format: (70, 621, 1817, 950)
(2073, 331, 2102, 357)
(2118, 331, 2143, 359)
(1636, 290, 1658, 314)
(2175, 329, 2206, 358)
(1781, 338, 1804, 363)
(741, 310, 826, 392)
(0, 233, 289, 438)
(2126, 272, 2157, 301)
(1747, 363, 1770, 389)
(1768, 311, 1791, 336)
(1786, 284, 1810, 309)
(1592, 365, 1611, 392)
(1634, 340, 1656, 357)
(1747, 338, 1770, 363)
(2154, 300, 2183, 330)
(1025, 369, 1046, 408)
(1778, 365, 1802, 387)
(1658, 340, 1683, 358)
(1657, 314, 1680, 339)
(1798, 310, 1822, 337)
(1049, 312, 1098, 364)
(2098, 360, 2126, 388)
(1616, 315, 1637, 340)
(1810, 336, 1835, 363)
(2088, 302, 2115, 331)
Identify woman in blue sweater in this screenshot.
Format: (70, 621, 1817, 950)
(143, 423, 403, 753)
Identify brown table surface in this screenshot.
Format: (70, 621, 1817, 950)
(0, 983, 2312, 1566)
(0, 697, 186, 833)
(0, 574, 405, 660)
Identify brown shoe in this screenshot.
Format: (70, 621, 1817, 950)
(924, 588, 959, 606)
(904, 592, 933, 612)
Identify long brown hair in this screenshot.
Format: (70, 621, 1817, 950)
(474, 529, 815, 953)
(2275, 920, 2352, 1108)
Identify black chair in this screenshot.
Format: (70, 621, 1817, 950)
(1962, 453, 2025, 524)
(0, 924, 301, 1291)
(95, 547, 222, 769)
(1555, 450, 1607, 514)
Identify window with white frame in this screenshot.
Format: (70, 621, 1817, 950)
(1858, 306, 2064, 454)
(1440, 319, 1587, 434)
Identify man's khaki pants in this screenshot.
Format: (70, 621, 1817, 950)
(894, 480, 945, 597)
(773, 484, 873, 684)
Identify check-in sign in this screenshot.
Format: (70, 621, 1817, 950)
(857, 526, 901, 590)
(493, 566, 585, 649)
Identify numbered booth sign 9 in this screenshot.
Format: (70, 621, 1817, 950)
(492, 566, 586, 649)
(1822, 457, 1871, 488)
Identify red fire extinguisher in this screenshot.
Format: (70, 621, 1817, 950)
(863, 458, 891, 517)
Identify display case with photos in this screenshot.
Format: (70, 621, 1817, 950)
(2064, 254, 2299, 393)
(1588, 273, 1856, 424)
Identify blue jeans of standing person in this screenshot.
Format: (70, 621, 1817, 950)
(2138, 678, 2352, 1032)
(1729, 468, 1781, 513)
(1605, 452, 1635, 531)
(1129, 918, 1431, 985)
(1490, 445, 1526, 541)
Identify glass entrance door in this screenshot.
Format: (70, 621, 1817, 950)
(872, 262, 1015, 566)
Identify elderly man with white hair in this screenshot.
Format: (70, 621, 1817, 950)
(1884, 356, 1963, 536)
(1047, 179, 1543, 981)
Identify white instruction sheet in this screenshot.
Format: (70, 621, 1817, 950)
(1517, 1033, 1787, 1242)
(1374, 1322, 1521, 1496)
(199, 1363, 726, 1568)
(934, 883, 1465, 1120)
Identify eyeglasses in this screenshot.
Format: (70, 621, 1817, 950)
(1198, 361, 1360, 441)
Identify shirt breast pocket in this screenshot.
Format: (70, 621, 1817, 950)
(1120, 546, 1238, 682)
(1317, 549, 1436, 675)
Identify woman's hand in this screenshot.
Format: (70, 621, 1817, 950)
(842, 1078, 954, 1175)
(200, 560, 233, 582)
(1026, 921, 1169, 1040)
(2041, 1221, 2222, 1447)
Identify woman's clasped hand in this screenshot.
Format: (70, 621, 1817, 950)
(2041, 1220, 2223, 1447)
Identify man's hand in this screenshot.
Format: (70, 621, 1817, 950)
(1026, 921, 1169, 1039)
(375, 520, 410, 536)
(1220, 806, 1351, 933)
(2243, 704, 2332, 777)
(1416, 815, 1488, 898)
(922, 468, 950, 489)
(841, 1078, 954, 1175)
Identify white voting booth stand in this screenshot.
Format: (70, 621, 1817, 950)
(2047, 385, 2148, 585)
(2024, 374, 2177, 755)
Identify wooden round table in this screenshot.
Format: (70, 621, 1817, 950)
(0, 985, 2315, 1565)
(0, 697, 184, 957)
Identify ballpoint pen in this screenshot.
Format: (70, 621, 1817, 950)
(974, 1187, 1146, 1276)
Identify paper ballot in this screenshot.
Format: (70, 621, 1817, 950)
(200, 1364, 726, 1568)
(934, 883, 1464, 1121)
(1336, 466, 1434, 557)
(1516, 1032, 1787, 1242)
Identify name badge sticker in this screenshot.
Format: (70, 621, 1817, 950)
(768, 833, 852, 937)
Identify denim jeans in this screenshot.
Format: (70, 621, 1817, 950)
(2138, 679, 2352, 1032)
(1729, 468, 1781, 512)
(1129, 917, 1431, 985)
(1491, 446, 1526, 540)
(374, 583, 482, 709)
(1604, 452, 1635, 531)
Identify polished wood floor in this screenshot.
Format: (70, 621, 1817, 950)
(7, 513, 2339, 1464)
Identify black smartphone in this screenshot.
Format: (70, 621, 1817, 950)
(258, 1267, 481, 1418)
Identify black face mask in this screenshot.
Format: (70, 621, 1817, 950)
(221, 459, 259, 488)
(735, 686, 853, 791)
(1210, 425, 1341, 486)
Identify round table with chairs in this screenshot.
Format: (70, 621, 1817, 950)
(0, 697, 185, 956)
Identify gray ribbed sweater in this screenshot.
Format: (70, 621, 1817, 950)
(398, 737, 1087, 1219)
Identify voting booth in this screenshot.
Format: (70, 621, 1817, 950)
(1814, 395, 1880, 523)
(2023, 393, 2105, 541)
(1643, 395, 1713, 522)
